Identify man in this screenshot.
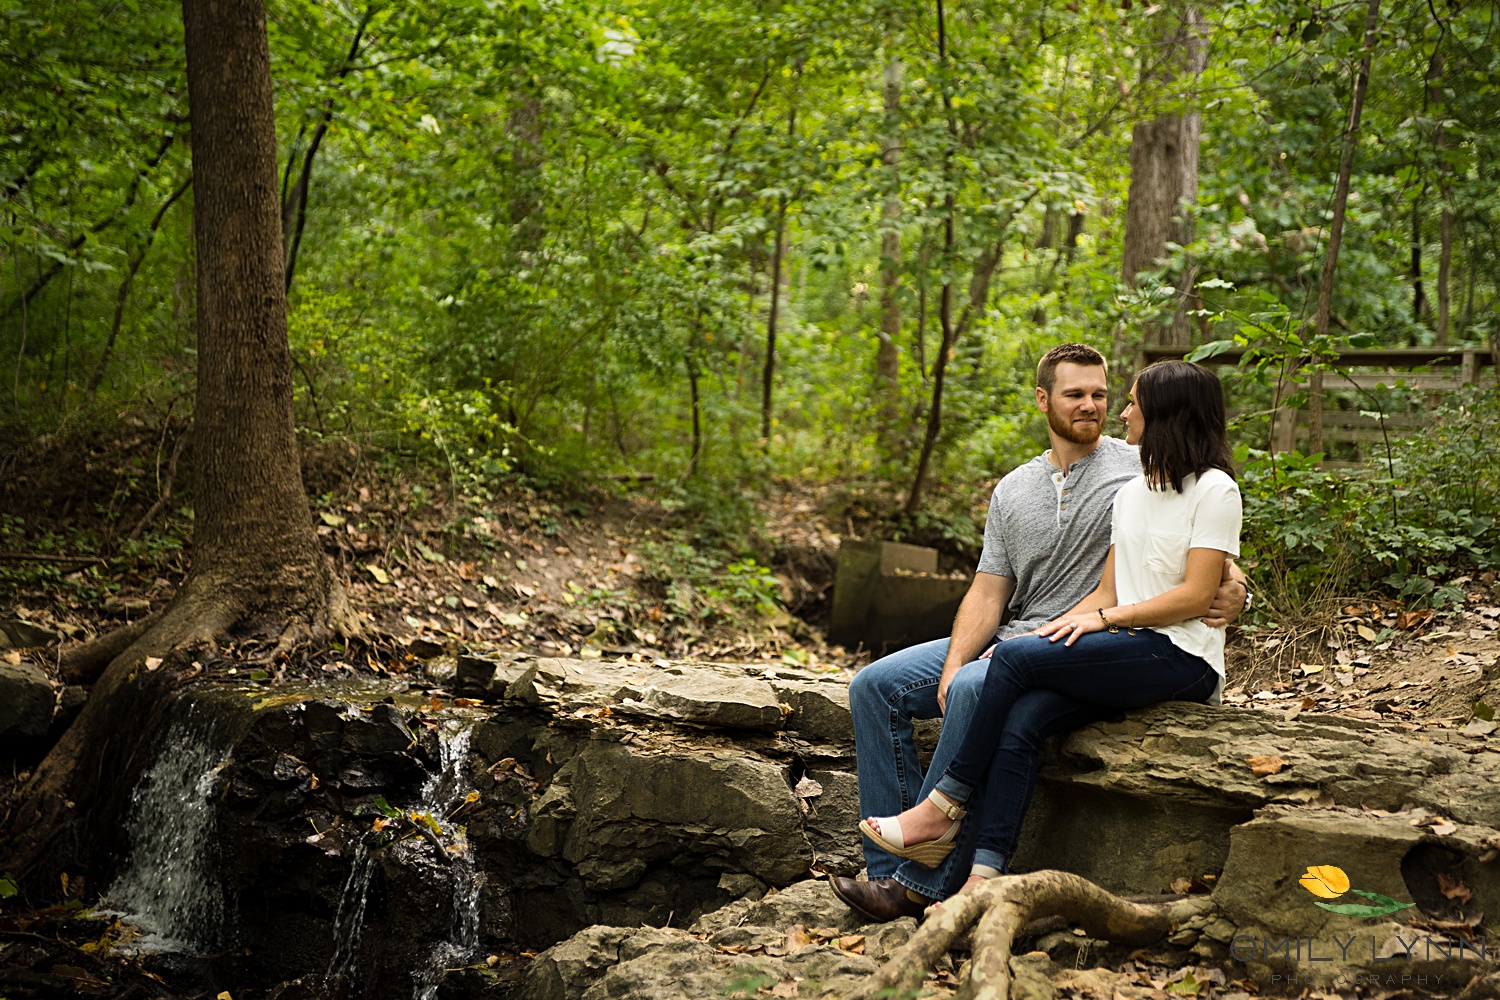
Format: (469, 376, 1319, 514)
(832, 343, 1248, 921)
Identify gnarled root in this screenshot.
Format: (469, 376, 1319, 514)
(852, 871, 1216, 1000)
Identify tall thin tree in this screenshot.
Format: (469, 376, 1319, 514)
(1308, 0, 1381, 457)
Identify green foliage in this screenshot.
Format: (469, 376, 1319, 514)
(5, 0, 1500, 619)
(639, 538, 781, 621)
(1239, 386, 1500, 610)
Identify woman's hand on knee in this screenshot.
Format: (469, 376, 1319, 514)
(1034, 612, 1105, 646)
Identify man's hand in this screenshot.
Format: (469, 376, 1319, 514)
(938, 644, 997, 714)
(1202, 560, 1248, 628)
(936, 664, 956, 715)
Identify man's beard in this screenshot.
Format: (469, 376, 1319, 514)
(1047, 408, 1102, 446)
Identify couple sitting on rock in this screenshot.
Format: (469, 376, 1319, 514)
(833, 344, 1249, 921)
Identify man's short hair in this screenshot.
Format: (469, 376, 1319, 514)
(1037, 343, 1108, 393)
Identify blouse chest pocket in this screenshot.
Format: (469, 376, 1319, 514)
(1145, 531, 1190, 580)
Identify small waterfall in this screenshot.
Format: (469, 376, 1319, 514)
(106, 699, 235, 953)
(325, 840, 375, 980)
(411, 723, 482, 1000)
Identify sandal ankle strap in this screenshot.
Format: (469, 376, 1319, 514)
(927, 789, 967, 821)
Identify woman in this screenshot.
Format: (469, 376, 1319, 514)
(859, 359, 1241, 891)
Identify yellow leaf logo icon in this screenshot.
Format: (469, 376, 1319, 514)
(1299, 865, 1350, 899)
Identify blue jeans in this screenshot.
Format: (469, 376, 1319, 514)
(931, 629, 1218, 874)
(848, 639, 1108, 900)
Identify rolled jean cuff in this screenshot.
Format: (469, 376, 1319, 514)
(933, 773, 974, 806)
(973, 850, 1009, 875)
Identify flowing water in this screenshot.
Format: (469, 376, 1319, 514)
(105, 698, 237, 953)
(325, 840, 376, 980)
(411, 723, 482, 1000)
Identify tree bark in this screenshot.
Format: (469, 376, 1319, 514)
(1119, 7, 1207, 348)
(1309, 0, 1380, 457)
(875, 52, 902, 451)
(2, 0, 354, 888)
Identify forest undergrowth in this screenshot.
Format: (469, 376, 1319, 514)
(3, 425, 1500, 1000)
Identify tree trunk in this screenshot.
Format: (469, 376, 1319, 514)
(904, 0, 955, 516)
(1309, 0, 1380, 458)
(1119, 7, 1207, 349)
(762, 207, 786, 447)
(762, 103, 798, 448)
(1410, 196, 1426, 322)
(875, 52, 902, 451)
(1437, 200, 1452, 345)
(686, 349, 702, 476)
(2, 0, 354, 888)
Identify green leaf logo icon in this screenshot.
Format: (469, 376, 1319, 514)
(1312, 889, 1414, 918)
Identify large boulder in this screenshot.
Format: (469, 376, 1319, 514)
(0, 661, 55, 740)
(1016, 703, 1500, 902)
(525, 737, 812, 890)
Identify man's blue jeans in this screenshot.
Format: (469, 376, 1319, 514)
(848, 638, 1104, 900)
(931, 629, 1218, 874)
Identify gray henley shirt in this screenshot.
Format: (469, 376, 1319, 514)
(976, 436, 1142, 639)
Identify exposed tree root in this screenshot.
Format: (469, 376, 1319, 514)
(59, 614, 159, 684)
(3, 559, 359, 888)
(852, 871, 1216, 1000)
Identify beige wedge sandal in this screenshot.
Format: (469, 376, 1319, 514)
(857, 790, 967, 869)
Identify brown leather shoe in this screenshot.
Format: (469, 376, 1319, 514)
(829, 876, 930, 923)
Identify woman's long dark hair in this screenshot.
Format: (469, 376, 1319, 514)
(1135, 360, 1234, 492)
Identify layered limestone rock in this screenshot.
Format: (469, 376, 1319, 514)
(520, 879, 913, 1000)
(112, 652, 1500, 997)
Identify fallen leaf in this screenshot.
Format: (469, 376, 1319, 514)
(836, 934, 866, 954)
(1300, 663, 1326, 675)
(144, 656, 163, 671)
(1247, 755, 1289, 777)
(794, 776, 823, 800)
(1357, 625, 1379, 642)
(783, 924, 810, 952)
(482, 574, 501, 588)
(453, 697, 483, 707)
(319, 511, 345, 527)
(364, 564, 390, 584)
(1437, 873, 1472, 903)
(1398, 609, 1434, 630)
(1431, 822, 1458, 836)
(1, 650, 21, 665)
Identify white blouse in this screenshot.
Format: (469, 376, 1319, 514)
(1110, 468, 1243, 677)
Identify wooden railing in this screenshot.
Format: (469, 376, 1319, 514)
(1139, 346, 1496, 461)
